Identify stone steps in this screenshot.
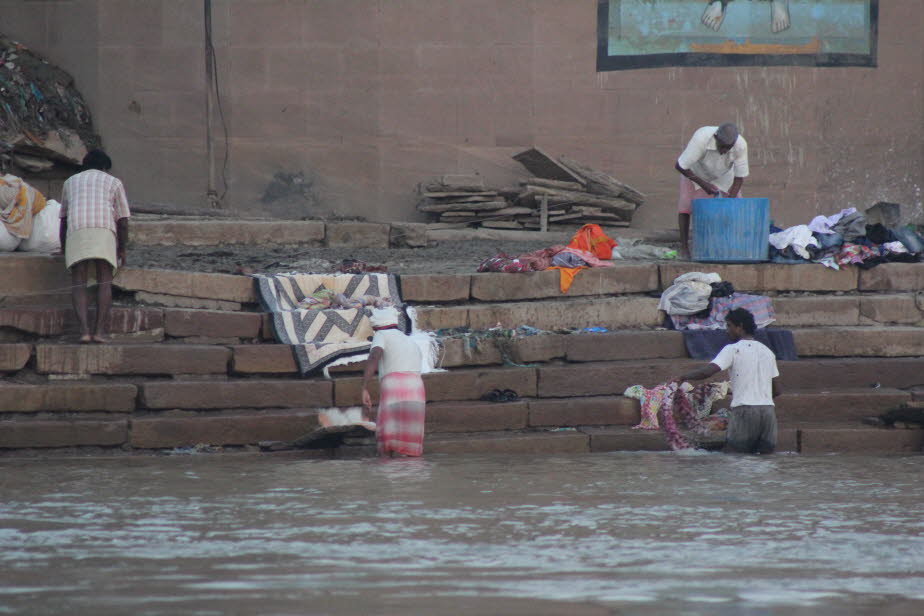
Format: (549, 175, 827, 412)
(425, 425, 924, 455)
(2, 388, 919, 453)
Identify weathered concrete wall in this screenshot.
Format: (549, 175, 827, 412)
(2, 0, 921, 227)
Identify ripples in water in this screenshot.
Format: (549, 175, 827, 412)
(1, 452, 923, 615)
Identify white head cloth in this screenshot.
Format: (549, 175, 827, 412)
(369, 307, 400, 328)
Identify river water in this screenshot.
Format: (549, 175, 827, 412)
(1, 451, 923, 616)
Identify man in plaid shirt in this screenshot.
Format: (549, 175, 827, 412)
(59, 150, 130, 343)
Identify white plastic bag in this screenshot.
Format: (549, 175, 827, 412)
(18, 199, 61, 252)
(0, 222, 20, 251)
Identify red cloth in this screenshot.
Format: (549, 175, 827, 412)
(567, 224, 617, 260)
(376, 371, 426, 456)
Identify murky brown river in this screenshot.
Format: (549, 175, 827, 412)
(1, 451, 922, 615)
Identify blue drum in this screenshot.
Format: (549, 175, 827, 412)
(691, 198, 770, 263)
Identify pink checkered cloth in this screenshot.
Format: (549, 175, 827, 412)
(376, 371, 426, 456)
(670, 293, 775, 331)
(59, 169, 130, 233)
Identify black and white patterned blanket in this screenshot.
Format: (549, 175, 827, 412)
(253, 273, 402, 375)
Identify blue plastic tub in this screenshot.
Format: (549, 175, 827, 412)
(691, 197, 770, 263)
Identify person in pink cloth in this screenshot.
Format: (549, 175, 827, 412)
(675, 123, 748, 258)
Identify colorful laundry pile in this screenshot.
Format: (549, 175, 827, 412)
(659, 271, 775, 331)
(624, 381, 730, 451)
(477, 224, 616, 292)
(769, 206, 924, 269)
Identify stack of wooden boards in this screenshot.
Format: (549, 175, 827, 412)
(417, 148, 645, 231)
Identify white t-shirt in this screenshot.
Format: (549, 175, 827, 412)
(677, 126, 749, 193)
(711, 339, 779, 407)
(370, 329, 422, 378)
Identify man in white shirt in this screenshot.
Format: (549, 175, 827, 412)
(675, 123, 749, 258)
(671, 308, 781, 453)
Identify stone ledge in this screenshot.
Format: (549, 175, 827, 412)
(775, 389, 911, 423)
(565, 331, 686, 361)
(0, 419, 128, 448)
(231, 345, 298, 374)
(130, 410, 319, 449)
(141, 380, 333, 410)
(130, 220, 325, 246)
(538, 360, 697, 398)
(792, 327, 924, 357)
(858, 264, 924, 292)
(164, 309, 262, 339)
(528, 396, 639, 427)
(115, 267, 257, 303)
(798, 426, 924, 454)
(36, 345, 231, 375)
(426, 400, 529, 432)
(659, 263, 858, 292)
(777, 358, 924, 390)
(0, 383, 137, 412)
(469, 264, 659, 301)
(0, 307, 164, 337)
(401, 274, 471, 303)
(0, 344, 31, 372)
(334, 366, 538, 406)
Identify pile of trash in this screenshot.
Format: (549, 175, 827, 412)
(0, 33, 99, 175)
(769, 202, 924, 269)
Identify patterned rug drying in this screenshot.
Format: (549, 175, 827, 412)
(253, 273, 403, 376)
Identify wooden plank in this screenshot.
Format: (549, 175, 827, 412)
(558, 155, 646, 205)
(518, 178, 584, 191)
(418, 200, 509, 213)
(481, 221, 524, 229)
(521, 187, 636, 215)
(512, 147, 585, 183)
(421, 191, 498, 198)
(539, 195, 549, 233)
(548, 212, 585, 222)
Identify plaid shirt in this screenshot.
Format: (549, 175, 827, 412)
(59, 169, 131, 233)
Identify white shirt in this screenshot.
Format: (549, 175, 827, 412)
(677, 126, 749, 193)
(711, 339, 779, 407)
(371, 329, 422, 378)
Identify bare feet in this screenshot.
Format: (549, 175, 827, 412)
(91, 334, 108, 344)
(79, 334, 92, 344)
(701, 1, 726, 31)
(771, 0, 791, 33)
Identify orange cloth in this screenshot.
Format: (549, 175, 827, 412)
(567, 224, 617, 260)
(547, 266, 587, 293)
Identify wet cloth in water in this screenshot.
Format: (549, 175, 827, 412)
(669, 292, 774, 331)
(682, 328, 797, 361)
(376, 371, 426, 456)
(624, 381, 729, 432)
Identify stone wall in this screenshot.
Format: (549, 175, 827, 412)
(2, 0, 921, 227)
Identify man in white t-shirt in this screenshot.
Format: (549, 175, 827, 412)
(675, 123, 749, 258)
(671, 308, 781, 453)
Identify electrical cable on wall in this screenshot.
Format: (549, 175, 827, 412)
(204, 0, 230, 206)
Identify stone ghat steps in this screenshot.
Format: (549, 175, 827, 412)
(1, 378, 919, 451)
(0, 328, 924, 382)
(3, 257, 924, 310)
(424, 424, 924, 456)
